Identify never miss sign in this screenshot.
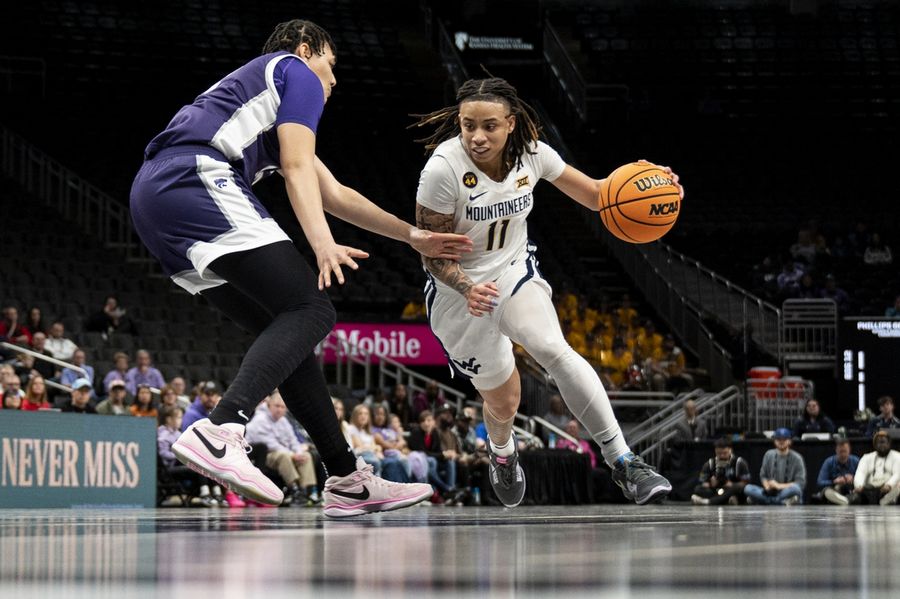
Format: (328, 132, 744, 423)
(0, 411, 156, 508)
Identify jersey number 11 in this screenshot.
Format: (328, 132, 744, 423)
(486, 219, 510, 251)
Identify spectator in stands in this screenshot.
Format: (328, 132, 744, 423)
(387, 383, 411, 428)
(59, 378, 96, 413)
(541, 394, 571, 442)
(820, 275, 851, 314)
(347, 404, 383, 476)
(744, 428, 806, 505)
(246, 393, 320, 505)
(21, 375, 50, 411)
(96, 379, 131, 416)
(157, 405, 224, 507)
(674, 399, 708, 442)
(0, 305, 32, 347)
(28, 332, 57, 381)
(130, 384, 158, 419)
(776, 260, 804, 296)
(601, 341, 633, 389)
(816, 437, 859, 506)
(85, 295, 137, 337)
(160, 384, 189, 412)
(182, 381, 221, 430)
(102, 352, 131, 395)
(10, 350, 38, 383)
(412, 380, 445, 419)
(3, 388, 23, 410)
(863, 233, 893, 266)
(363, 387, 390, 416)
(556, 420, 597, 466)
(691, 437, 751, 505)
(125, 349, 165, 396)
(25, 307, 45, 336)
(792, 398, 835, 439)
(45, 322, 77, 361)
(371, 404, 410, 482)
(796, 273, 819, 299)
(790, 229, 820, 265)
(400, 296, 427, 321)
(848, 222, 870, 258)
(60, 349, 95, 397)
(653, 335, 693, 393)
(0, 364, 19, 393)
(851, 431, 900, 506)
(865, 396, 900, 438)
(616, 295, 638, 328)
(408, 410, 457, 503)
(885, 295, 900, 318)
(2, 369, 24, 405)
(636, 321, 663, 362)
(435, 404, 467, 504)
(332, 398, 353, 446)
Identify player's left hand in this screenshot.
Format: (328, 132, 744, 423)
(637, 159, 685, 200)
(410, 228, 473, 260)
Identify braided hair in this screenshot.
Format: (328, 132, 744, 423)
(410, 78, 542, 177)
(262, 19, 336, 56)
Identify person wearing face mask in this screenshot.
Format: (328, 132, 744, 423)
(850, 431, 900, 506)
(412, 77, 684, 507)
(130, 20, 469, 516)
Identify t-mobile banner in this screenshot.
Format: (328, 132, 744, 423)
(322, 323, 447, 366)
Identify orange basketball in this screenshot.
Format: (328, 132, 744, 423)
(598, 161, 681, 243)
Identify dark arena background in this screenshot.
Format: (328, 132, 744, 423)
(1, 0, 900, 597)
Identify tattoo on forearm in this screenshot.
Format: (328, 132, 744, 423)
(416, 204, 474, 297)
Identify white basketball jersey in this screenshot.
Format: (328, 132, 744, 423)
(416, 137, 566, 289)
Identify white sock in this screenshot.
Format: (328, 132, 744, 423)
(490, 437, 515, 457)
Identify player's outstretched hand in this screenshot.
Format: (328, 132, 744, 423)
(410, 228, 474, 260)
(316, 243, 370, 290)
(465, 282, 500, 317)
(637, 159, 685, 199)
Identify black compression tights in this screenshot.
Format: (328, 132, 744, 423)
(200, 240, 356, 477)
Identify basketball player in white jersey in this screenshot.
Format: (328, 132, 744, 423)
(412, 77, 683, 506)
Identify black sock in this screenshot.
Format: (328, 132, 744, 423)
(278, 355, 357, 477)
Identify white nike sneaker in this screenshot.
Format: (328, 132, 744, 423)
(172, 418, 283, 505)
(323, 457, 433, 518)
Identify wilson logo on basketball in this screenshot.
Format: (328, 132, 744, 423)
(633, 174, 674, 192)
(648, 202, 679, 216)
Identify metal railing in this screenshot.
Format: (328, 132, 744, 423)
(543, 22, 629, 125)
(316, 331, 468, 414)
(1, 342, 88, 379)
(780, 298, 837, 368)
(648, 244, 782, 358)
(607, 239, 736, 390)
(543, 22, 587, 121)
(532, 415, 583, 452)
(635, 386, 744, 466)
(746, 377, 813, 432)
(0, 125, 154, 267)
(0, 55, 47, 97)
(435, 19, 469, 91)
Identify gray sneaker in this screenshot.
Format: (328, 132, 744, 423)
(612, 453, 672, 505)
(488, 436, 526, 508)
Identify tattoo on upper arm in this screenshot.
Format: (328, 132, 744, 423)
(416, 203, 474, 297)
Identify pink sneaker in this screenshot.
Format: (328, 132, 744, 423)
(172, 418, 283, 505)
(224, 491, 247, 508)
(323, 457, 433, 518)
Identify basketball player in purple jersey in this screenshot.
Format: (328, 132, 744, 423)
(130, 20, 471, 517)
